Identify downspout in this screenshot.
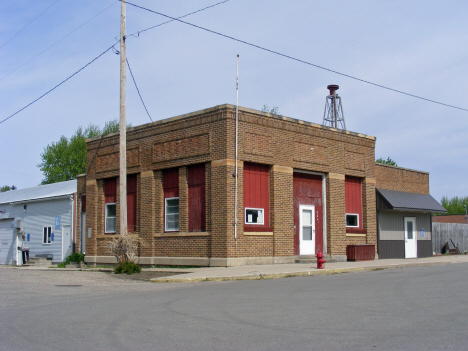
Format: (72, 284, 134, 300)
(70, 195, 75, 253)
(234, 55, 239, 241)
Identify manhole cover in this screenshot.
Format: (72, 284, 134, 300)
(55, 285, 82, 287)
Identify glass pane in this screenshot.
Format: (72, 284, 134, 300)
(346, 214, 358, 227)
(302, 210, 312, 226)
(407, 221, 413, 239)
(43, 228, 47, 244)
(106, 218, 116, 233)
(303, 226, 312, 241)
(106, 204, 116, 217)
(166, 220, 179, 231)
(245, 209, 263, 224)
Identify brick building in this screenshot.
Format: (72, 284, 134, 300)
(77, 104, 396, 266)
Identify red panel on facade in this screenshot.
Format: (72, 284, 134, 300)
(163, 168, 179, 198)
(127, 174, 137, 232)
(81, 195, 86, 213)
(293, 173, 323, 255)
(104, 178, 117, 203)
(188, 164, 206, 232)
(345, 176, 363, 229)
(243, 163, 269, 228)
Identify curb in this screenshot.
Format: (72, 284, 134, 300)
(150, 260, 454, 283)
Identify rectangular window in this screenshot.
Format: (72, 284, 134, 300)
(104, 177, 117, 233)
(245, 208, 264, 225)
(43, 227, 51, 244)
(165, 197, 179, 231)
(188, 164, 206, 232)
(345, 176, 363, 229)
(127, 174, 137, 232)
(163, 168, 179, 232)
(105, 203, 116, 233)
(243, 163, 270, 229)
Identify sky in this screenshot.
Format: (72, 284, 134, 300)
(1, 0, 467, 202)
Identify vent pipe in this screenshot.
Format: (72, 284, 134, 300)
(322, 84, 346, 130)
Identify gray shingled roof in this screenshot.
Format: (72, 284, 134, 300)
(0, 180, 76, 204)
(377, 188, 446, 213)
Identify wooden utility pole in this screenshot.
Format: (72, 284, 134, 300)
(119, 0, 127, 237)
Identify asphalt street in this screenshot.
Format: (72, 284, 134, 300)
(1, 263, 467, 351)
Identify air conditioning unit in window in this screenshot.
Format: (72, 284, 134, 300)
(12, 219, 21, 229)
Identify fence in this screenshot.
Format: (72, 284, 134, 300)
(432, 223, 468, 254)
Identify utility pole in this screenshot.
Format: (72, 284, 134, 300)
(119, 0, 127, 237)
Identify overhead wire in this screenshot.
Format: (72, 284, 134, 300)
(0, 0, 119, 83)
(0, 0, 60, 50)
(124, 0, 468, 113)
(0, 43, 117, 125)
(0, 0, 231, 125)
(126, 56, 153, 122)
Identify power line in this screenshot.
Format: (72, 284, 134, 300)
(126, 56, 153, 122)
(0, 0, 118, 83)
(124, 0, 468, 113)
(0, 0, 60, 50)
(0, 43, 117, 126)
(127, 0, 230, 38)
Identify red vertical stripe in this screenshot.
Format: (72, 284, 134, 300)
(243, 163, 269, 227)
(104, 178, 117, 203)
(127, 174, 137, 232)
(188, 164, 206, 232)
(345, 176, 363, 228)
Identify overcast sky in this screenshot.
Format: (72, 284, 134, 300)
(1, 0, 467, 202)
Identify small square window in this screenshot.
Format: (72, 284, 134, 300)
(346, 214, 359, 228)
(105, 203, 116, 233)
(245, 208, 264, 225)
(165, 197, 179, 232)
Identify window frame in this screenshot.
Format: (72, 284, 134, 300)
(165, 197, 180, 232)
(345, 213, 359, 228)
(244, 207, 265, 225)
(42, 226, 51, 245)
(105, 202, 117, 234)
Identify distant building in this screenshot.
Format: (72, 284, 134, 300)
(0, 180, 77, 265)
(432, 214, 467, 224)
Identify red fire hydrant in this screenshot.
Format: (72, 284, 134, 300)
(316, 251, 326, 269)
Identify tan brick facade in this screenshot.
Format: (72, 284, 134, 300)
(375, 163, 429, 194)
(79, 105, 378, 266)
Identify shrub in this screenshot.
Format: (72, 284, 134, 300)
(114, 261, 141, 275)
(57, 253, 85, 268)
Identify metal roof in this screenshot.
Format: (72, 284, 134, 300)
(376, 188, 446, 213)
(0, 180, 76, 205)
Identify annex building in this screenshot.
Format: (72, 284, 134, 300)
(77, 104, 443, 266)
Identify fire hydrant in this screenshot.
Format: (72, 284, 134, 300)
(316, 251, 326, 269)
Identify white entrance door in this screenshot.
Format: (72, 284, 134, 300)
(80, 213, 86, 254)
(404, 217, 417, 258)
(62, 225, 72, 261)
(299, 205, 315, 255)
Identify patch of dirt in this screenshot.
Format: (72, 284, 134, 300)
(110, 270, 186, 281)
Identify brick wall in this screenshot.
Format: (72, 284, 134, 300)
(81, 104, 377, 264)
(375, 163, 429, 194)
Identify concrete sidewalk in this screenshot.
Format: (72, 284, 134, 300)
(149, 254, 468, 283)
(5, 254, 468, 283)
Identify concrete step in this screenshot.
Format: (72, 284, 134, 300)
(26, 257, 54, 267)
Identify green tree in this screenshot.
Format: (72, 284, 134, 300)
(440, 196, 468, 215)
(261, 104, 282, 117)
(1, 185, 17, 192)
(38, 119, 130, 185)
(376, 157, 397, 166)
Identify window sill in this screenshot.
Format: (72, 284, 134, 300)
(155, 232, 210, 237)
(244, 225, 273, 232)
(244, 232, 273, 236)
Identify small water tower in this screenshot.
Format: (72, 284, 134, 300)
(322, 85, 346, 130)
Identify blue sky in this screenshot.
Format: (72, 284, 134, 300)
(1, 0, 467, 202)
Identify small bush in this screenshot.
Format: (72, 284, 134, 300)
(57, 253, 85, 268)
(114, 261, 141, 275)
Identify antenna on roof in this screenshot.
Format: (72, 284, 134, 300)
(322, 85, 346, 130)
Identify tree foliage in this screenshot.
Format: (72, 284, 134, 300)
(261, 104, 282, 117)
(440, 196, 468, 215)
(376, 157, 397, 166)
(38, 119, 130, 185)
(1, 185, 17, 192)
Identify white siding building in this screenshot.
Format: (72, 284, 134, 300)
(0, 180, 77, 265)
